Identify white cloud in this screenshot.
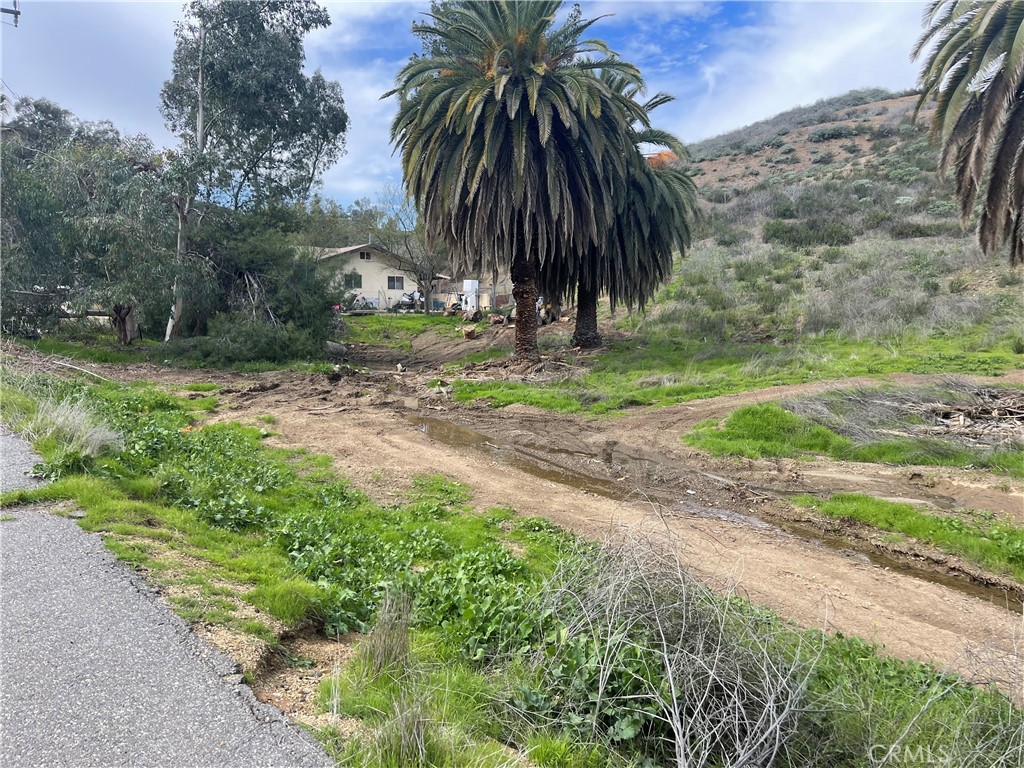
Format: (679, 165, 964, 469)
(307, 1, 424, 54)
(2, 1, 181, 144)
(653, 1, 927, 143)
(580, 1, 720, 25)
(315, 55, 408, 202)
(304, 2, 427, 202)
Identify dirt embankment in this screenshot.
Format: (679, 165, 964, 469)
(6, 342, 1023, 695)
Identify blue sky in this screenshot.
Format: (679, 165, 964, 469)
(2, 1, 926, 205)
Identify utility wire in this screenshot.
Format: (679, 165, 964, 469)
(1, 76, 20, 100)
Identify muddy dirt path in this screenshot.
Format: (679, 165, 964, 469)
(6, 344, 1022, 694)
(212, 368, 1023, 692)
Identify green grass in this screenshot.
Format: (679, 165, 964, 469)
(181, 383, 221, 392)
(342, 314, 466, 350)
(27, 336, 154, 365)
(684, 402, 1024, 478)
(453, 334, 1021, 414)
(794, 493, 1024, 582)
(0, 371, 561, 646)
(447, 345, 512, 369)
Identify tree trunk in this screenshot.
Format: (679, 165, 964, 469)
(164, 272, 184, 342)
(125, 306, 141, 342)
(423, 287, 432, 315)
(111, 304, 134, 346)
(572, 282, 601, 348)
(491, 264, 499, 312)
(511, 255, 539, 361)
(166, 22, 206, 343)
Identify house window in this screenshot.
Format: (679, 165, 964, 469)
(359, 251, 371, 260)
(343, 273, 362, 290)
(388, 275, 405, 290)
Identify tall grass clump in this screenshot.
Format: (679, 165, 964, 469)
(0, 372, 123, 477)
(24, 395, 124, 457)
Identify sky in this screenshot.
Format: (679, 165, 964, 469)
(1, 0, 927, 206)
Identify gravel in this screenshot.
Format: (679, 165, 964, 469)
(0, 431, 331, 768)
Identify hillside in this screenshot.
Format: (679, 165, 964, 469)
(641, 88, 1024, 352)
(687, 88, 923, 191)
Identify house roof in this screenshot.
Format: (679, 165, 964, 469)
(313, 243, 398, 263)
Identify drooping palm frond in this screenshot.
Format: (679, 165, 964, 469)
(915, 0, 1024, 264)
(538, 68, 698, 317)
(387, 1, 648, 358)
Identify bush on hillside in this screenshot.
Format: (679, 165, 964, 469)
(888, 220, 966, 240)
(808, 124, 860, 142)
(763, 219, 854, 248)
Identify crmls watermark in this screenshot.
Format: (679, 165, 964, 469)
(869, 744, 955, 766)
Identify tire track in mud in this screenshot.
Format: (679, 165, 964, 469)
(208, 372, 1023, 698)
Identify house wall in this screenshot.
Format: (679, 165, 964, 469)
(319, 248, 418, 308)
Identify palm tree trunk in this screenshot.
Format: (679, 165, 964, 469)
(572, 282, 601, 348)
(511, 255, 540, 362)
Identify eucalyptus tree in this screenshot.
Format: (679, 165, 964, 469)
(161, 0, 349, 338)
(387, 0, 646, 360)
(914, 0, 1024, 265)
(1, 109, 176, 342)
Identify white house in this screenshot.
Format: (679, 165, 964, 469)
(312, 243, 417, 309)
(310, 243, 516, 311)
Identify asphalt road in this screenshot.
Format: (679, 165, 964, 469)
(1, 427, 44, 494)
(0, 431, 331, 767)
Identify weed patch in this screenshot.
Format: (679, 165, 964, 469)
(685, 399, 1024, 479)
(341, 314, 464, 350)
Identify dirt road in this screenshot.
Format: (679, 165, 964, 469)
(6, 344, 1023, 695)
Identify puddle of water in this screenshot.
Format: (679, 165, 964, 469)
(672, 501, 775, 529)
(407, 414, 1024, 615)
(783, 520, 1024, 615)
(407, 415, 628, 501)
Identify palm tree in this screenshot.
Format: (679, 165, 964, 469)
(914, 0, 1024, 265)
(535, 73, 698, 348)
(387, 1, 645, 360)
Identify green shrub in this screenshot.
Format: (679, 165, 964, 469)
(863, 210, 894, 229)
(763, 219, 854, 248)
(926, 199, 957, 217)
(808, 124, 859, 142)
(699, 187, 735, 204)
(949, 277, 970, 294)
(172, 313, 324, 365)
(997, 271, 1023, 288)
(772, 198, 798, 219)
(820, 246, 844, 263)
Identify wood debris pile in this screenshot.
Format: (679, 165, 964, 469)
(908, 388, 1024, 447)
